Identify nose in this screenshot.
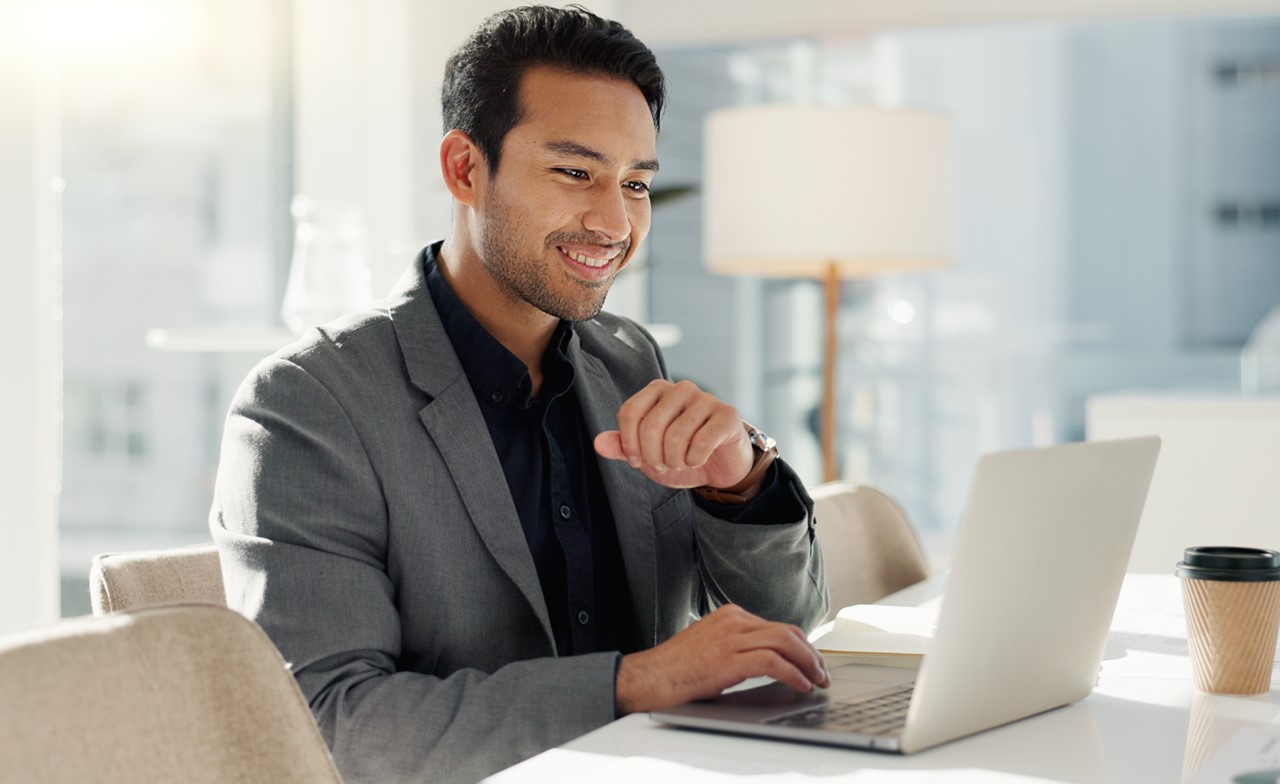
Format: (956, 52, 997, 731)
(582, 184, 631, 243)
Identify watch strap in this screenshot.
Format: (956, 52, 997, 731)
(693, 423, 779, 504)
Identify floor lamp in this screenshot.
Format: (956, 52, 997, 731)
(703, 106, 954, 483)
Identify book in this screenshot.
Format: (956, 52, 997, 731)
(811, 599, 941, 669)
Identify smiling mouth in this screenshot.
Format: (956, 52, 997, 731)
(558, 245, 623, 269)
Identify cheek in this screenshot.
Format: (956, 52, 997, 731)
(628, 203, 652, 240)
(539, 191, 583, 228)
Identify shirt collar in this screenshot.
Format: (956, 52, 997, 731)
(422, 244, 576, 410)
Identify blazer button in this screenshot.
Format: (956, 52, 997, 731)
(559, 505, 571, 519)
(577, 610, 590, 625)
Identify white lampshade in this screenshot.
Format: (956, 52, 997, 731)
(703, 106, 954, 278)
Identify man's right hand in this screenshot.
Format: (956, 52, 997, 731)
(614, 604, 830, 715)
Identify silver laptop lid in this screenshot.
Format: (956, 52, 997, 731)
(900, 436, 1160, 752)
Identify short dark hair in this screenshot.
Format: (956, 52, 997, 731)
(441, 5, 666, 172)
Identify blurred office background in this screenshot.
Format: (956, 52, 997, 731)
(3, 0, 1278, 626)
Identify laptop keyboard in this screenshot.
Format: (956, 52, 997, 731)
(765, 685, 914, 735)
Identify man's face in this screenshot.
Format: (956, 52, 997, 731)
(475, 65, 658, 322)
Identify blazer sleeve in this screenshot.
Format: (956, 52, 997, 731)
(690, 465, 829, 631)
(627, 321, 829, 633)
(210, 357, 618, 784)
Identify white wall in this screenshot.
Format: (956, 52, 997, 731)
(625, 0, 1280, 46)
(293, 0, 416, 298)
(1088, 394, 1280, 573)
(0, 6, 60, 631)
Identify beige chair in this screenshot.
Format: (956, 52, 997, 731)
(811, 481, 931, 620)
(90, 544, 226, 613)
(0, 604, 342, 783)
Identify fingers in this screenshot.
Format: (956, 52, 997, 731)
(677, 401, 740, 469)
(618, 380, 694, 470)
(614, 380, 741, 471)
(735, 649, 816, 696)
(737, 627, 830, 692)
(632, 386, 686, 471)
(614, 381, 664, 468)
(595, 429, 701, 488)
(593, 430, 625, 461)
(615, 605, 830, 714)
(648, 393, 715, 471)
(727, 616, 829, 692)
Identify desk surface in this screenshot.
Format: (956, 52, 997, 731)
(487, 575, 1280, 784)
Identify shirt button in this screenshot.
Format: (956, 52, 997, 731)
(559, 505, 571, 519)
(577, 610, 590, 625)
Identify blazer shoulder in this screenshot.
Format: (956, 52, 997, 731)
(273, 306, 397, 370)
(243, 306, 411, 409)
(576, 311, 665, 371)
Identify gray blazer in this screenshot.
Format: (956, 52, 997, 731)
(211, 249, 827, 784)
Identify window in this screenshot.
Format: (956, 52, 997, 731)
(57, 0, 291, 615)
(648, 16, 1280, 563)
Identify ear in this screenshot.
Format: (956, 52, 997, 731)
(439, 129, 486, 208)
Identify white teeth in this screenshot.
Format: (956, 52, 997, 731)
(563, 248, 613, 268)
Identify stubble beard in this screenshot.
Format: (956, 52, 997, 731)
(478, 185, 627, 323)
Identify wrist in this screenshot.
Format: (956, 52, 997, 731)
(615, 651, 659, 715)
(693, 422, 778, 504)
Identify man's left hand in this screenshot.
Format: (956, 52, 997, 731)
(593, 379, 753, 490)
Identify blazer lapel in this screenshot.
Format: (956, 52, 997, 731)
(386, 249, 554, 648)
(570, 336, 659, 647)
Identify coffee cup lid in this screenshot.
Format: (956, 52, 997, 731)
(1175, 546, 1280, 582)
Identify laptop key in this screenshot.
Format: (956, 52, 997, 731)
(767, 686, 914, 734)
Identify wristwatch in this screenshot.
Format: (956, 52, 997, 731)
(693, 422, 779, 504)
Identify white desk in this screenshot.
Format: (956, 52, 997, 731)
(487, 575, 1280, 784)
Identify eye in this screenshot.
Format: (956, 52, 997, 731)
(555, 167, 588, 180)
(624, 180, 651, 196)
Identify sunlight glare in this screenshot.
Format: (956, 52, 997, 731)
(887, 299, 916, 325)
(29, 1, 203, 61)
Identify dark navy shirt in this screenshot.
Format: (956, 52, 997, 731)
(423, 247, 801, 657)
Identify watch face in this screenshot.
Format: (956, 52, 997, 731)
(748, 427, 777, 452)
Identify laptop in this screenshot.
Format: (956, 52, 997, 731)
(652, 436, 1161, 754)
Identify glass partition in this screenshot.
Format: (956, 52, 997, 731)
(57, 0, 291, 615)
(648, 16, 1280, 561)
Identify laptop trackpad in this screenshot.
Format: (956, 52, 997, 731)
(652, 669, 916, 726)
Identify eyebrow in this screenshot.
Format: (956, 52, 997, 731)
(543, 140, 660, 172)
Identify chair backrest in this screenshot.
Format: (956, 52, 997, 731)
(810, 481, 931, 620)
(0, 604, 342, 783)
(90, 544, 226, 614)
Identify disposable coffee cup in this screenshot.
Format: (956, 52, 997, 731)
(1175, 546, 1280, 695)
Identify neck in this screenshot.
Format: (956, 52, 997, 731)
(436, 239, 556, 393)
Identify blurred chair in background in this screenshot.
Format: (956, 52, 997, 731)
(0, 604, 341, 783)
(811, 481, 931, 620)
(90, 544, 225, 614)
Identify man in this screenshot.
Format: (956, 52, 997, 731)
(211, 6, 828, 782)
